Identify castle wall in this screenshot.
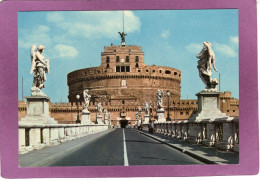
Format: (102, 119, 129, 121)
(18, 92, 238, 125)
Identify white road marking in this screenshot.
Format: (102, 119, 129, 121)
(123, 129, 129, 166)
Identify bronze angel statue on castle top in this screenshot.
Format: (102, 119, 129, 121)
(30, 45, 50, 89)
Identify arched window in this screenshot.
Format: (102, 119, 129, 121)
(165, 70, 171, 74)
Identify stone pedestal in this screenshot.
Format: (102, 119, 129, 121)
(96, 115, 103, 124)
(143, 115, 150, 124)
(20, 96, 57, 124)
(189, 92, 228, 122)
(82, 111, 92, 124)
(156, 109, 166, 122)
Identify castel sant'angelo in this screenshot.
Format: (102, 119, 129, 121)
(19, 32, 239, 126)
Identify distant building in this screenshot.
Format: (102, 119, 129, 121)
(67, 44, 181, 125)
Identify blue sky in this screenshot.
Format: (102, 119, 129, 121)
(18, 10, 238, 103)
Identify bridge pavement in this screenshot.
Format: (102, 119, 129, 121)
(19, 128, 238, 167)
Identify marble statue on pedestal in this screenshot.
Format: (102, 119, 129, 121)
(156, 89, 166, 122)
(104, 109, 108, 119)
(196, 42, 219, 92)
(138, 106, 142, 118)
(108, 112, 111, 125)
(96, 102, 103, 124)
(97, 102, 103, 116)
(144, 102, 149, 116)
(82, 89, 91, 112)
(135, 112, 138, 121)
(82, 89, 92, 124)
(156, 90, 164, 110)
(20, 45, 57, 125)
(30, 45, 50, 96)
(144, 102, 150, 124)
(188, 43, 229, 144)
(104, 109, 108, 124)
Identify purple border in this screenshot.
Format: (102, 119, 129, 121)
(0, 0, 258, 178)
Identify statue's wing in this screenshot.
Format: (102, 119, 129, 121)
(30, 45, 37, 74)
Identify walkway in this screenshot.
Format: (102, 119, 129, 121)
(137, 129, 239, 164)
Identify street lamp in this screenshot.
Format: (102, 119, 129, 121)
(76, 94, 81, 124)
(166, 90, 171, 121)
(95, 106, 98, 124)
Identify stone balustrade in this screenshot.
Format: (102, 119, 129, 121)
(142, 117, 239, 152)
(19, 124, 110, 154)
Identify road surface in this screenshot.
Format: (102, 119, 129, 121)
(44, 128, 204, 166)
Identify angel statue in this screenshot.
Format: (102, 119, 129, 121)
(83, 89, 91, 112)
(97, 102, 103, 116)
(135, 112, 139, 121)
(104, 109, 108, 119)
(118, 32, 127, 45)
(156, 90, 164, 110)
(144, 102, 149, 116)
(138, 106, 142, 118)
(196, 42, 219, 91)
(30, 45, 49, 89)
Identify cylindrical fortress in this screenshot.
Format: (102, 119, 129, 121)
(67, 45, 181, 123)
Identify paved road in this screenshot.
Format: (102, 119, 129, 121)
(44, 128, 204, 166)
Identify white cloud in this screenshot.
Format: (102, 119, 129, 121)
(214, 43, 237, 57)
(46, 12, 64, 23)
(46, 11, 140, 39)
(185, 43, 202, 53)
(161, 30, 170, 39)
(54, 44, 78, 58)
(19, 25, 52, 49)
(230, 36, 239, 45)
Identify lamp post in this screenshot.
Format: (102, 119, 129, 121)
(95, 106, 98, 124)
(76, 94, 81, 124)
(166, 90, 171, 121)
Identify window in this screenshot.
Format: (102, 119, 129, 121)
(106, 64, 110, 68)
(165, 70, 171, 74)
(116, 56, 119, 62)
(159, 70, 162, 73)
(106, 56, 110, 63)
(233, 110, 235, 112)
(116, 66, 120, 72)
(135, 56, 139, 62)
(126, 56, 129, 62)
(227, 110, 230, 112)
(126, 66, 130, 72)
(122, 100, 125, 105)
(180, 112, 183, 115)
(174, 72, 177, 75)
(121, 66, 125, 72)
(136, 63, 139, 68)
(153, 70, 155, 73)
(145, 69, 149, 72)
(186, 111, 189, 115)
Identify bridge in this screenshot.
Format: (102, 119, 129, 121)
(19, 124, 239, 167)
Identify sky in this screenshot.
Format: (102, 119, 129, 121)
(18, 10, 238, 103)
